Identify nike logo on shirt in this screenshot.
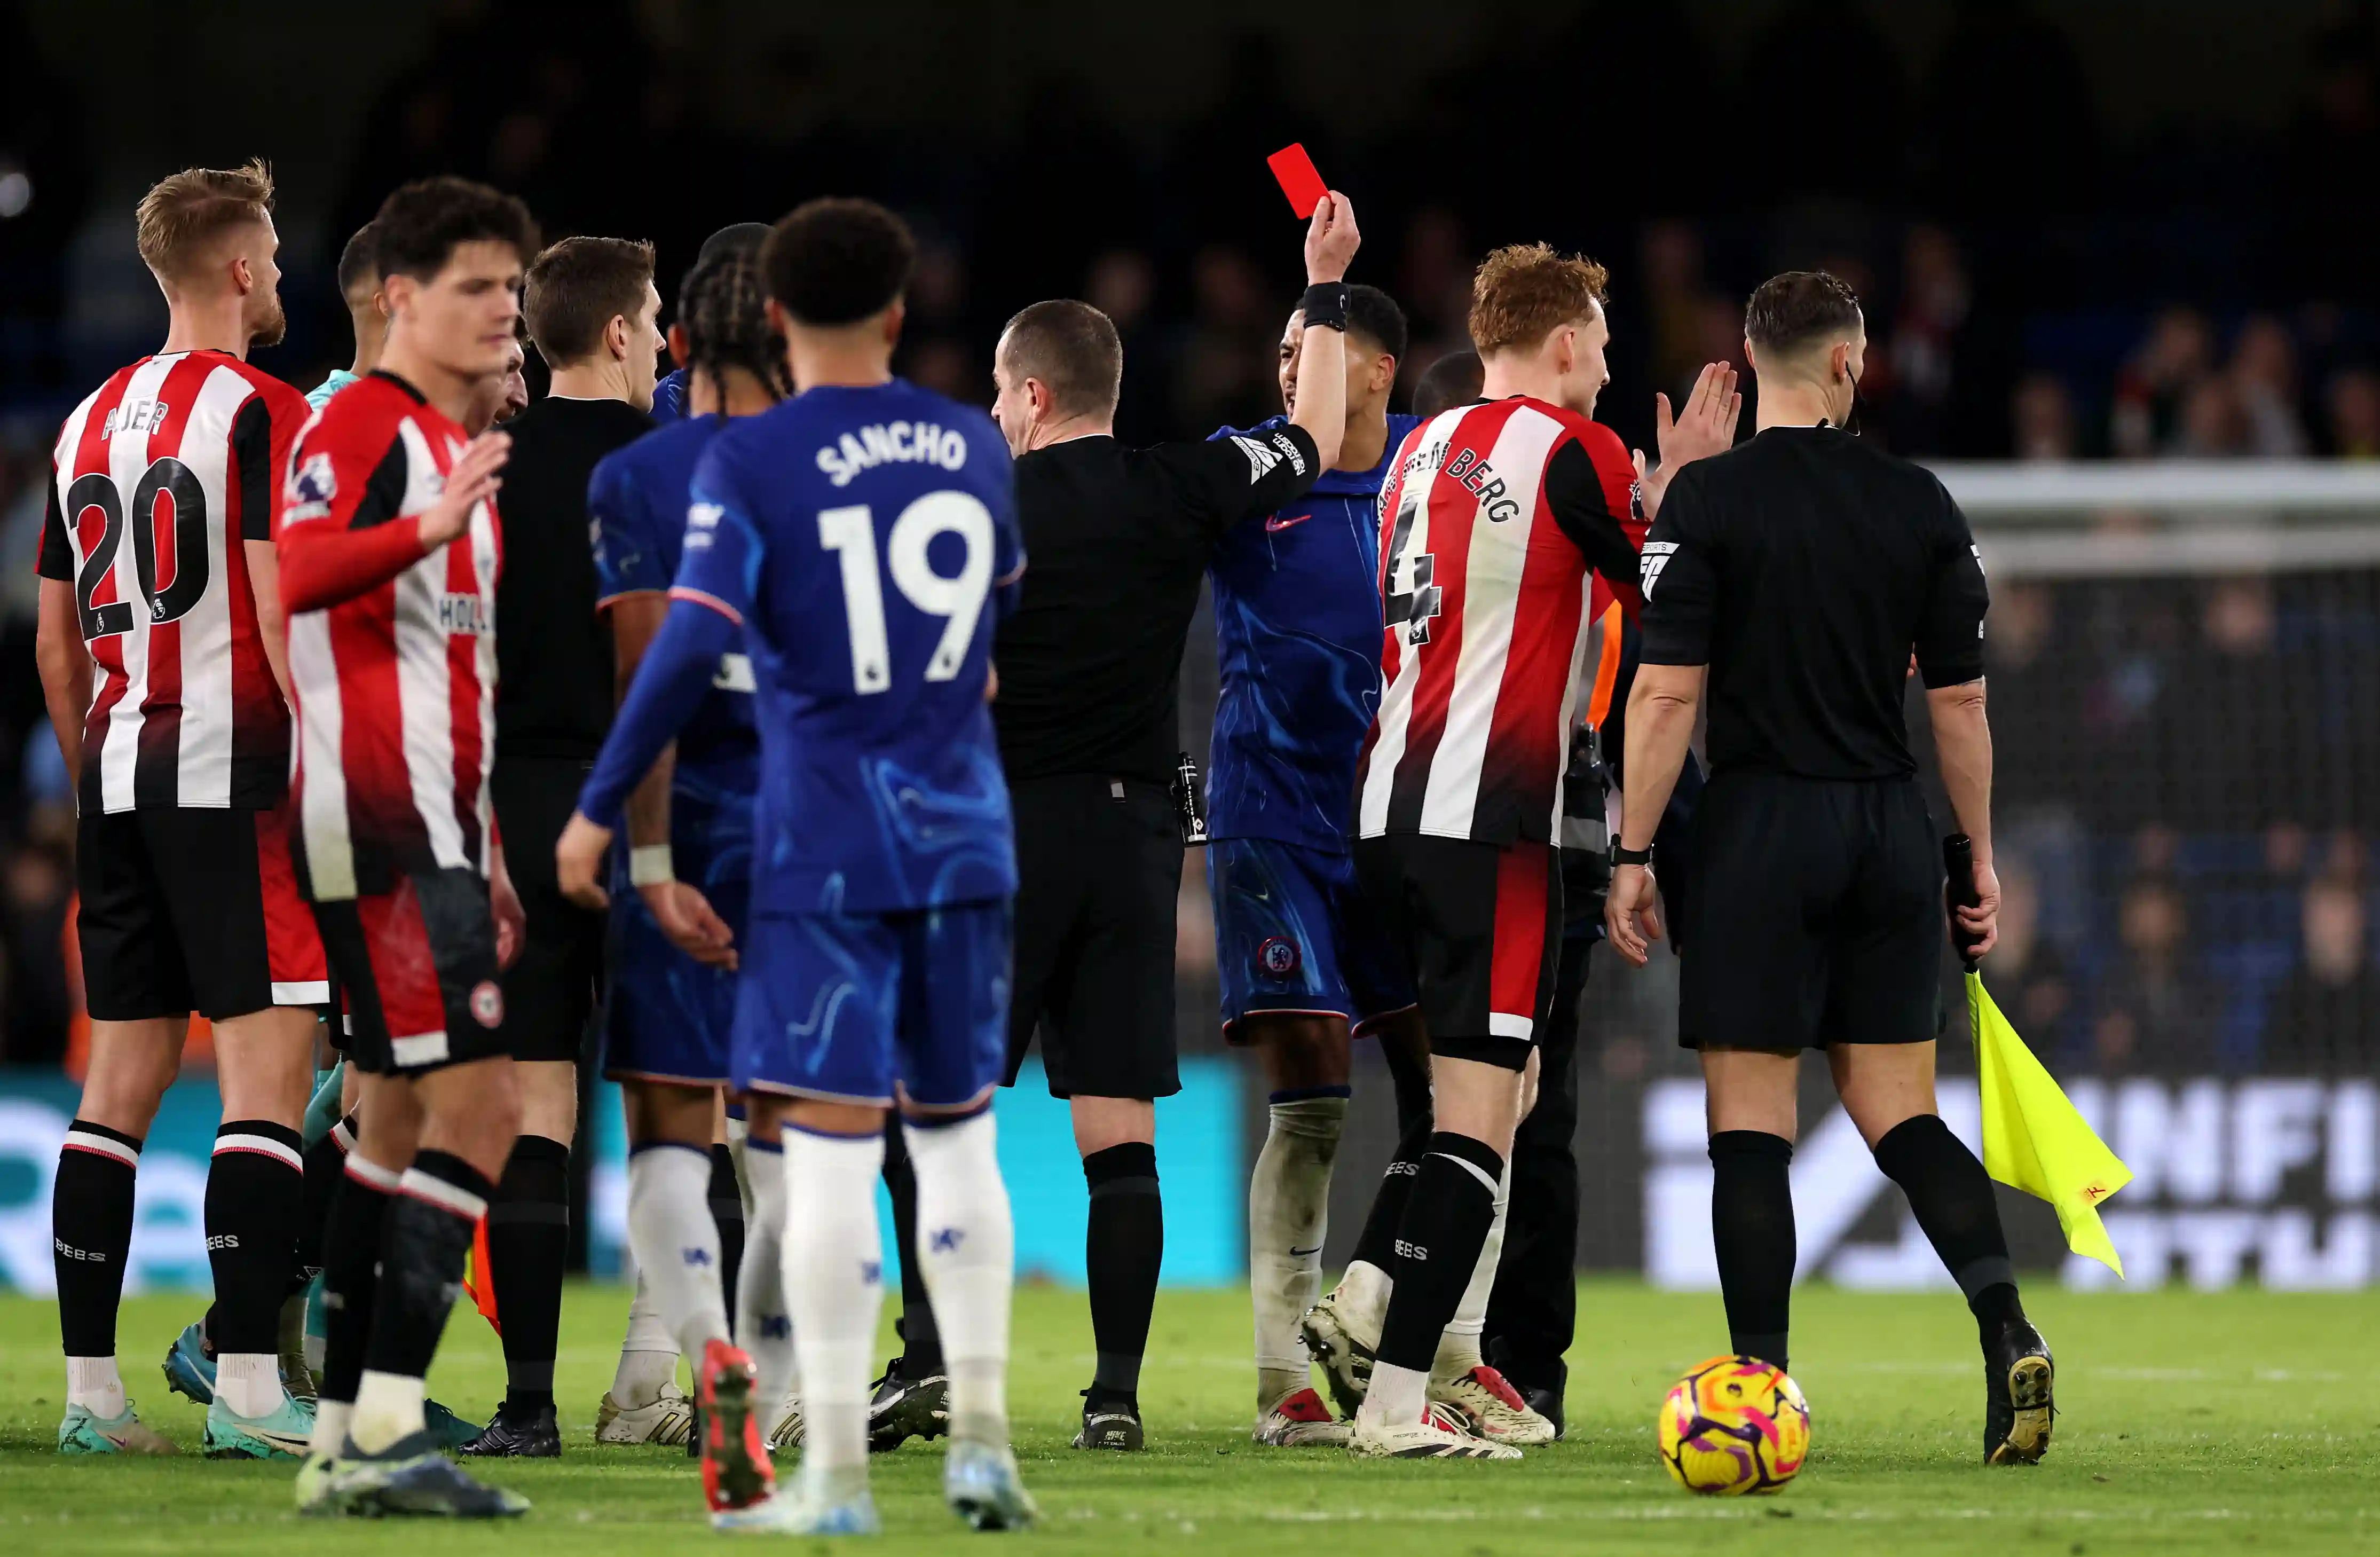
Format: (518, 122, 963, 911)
(1266, 513, 1312, 532)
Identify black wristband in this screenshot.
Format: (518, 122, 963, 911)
(1300, 282, 1350, 332)
(1611, 843, 1654, 868)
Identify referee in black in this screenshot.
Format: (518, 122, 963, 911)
(1604, 271, 2056, 1466)
(468, 236, 662, 1456)
(972, 193, 1361, 1451)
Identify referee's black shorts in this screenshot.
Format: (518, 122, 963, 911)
(1677, 770, 1943, 1051)
(491, 755, 606, 1066)
(1004, 773, 1183, 1101)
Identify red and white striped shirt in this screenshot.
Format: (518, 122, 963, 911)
(1355, 397, 1643, 845)
(277, 372, 501, 901)
(37, 351, 310, 812)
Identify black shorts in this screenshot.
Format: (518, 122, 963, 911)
(491, 757, 606, 1065)
(1677, 771, 1944, 1051)
(310, 867, 506, 1076)
(77, 806, 327, 1023)
(1003, 774, 1182, 1101)
(1352, 833, 1561, 1073)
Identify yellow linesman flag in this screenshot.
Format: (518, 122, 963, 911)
(1966, 972, 2133, 1276)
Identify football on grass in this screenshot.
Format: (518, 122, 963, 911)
(1656, 1355, 1811, 1495)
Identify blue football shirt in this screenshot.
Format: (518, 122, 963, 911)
(588, 414, 761, 840)
(673, 381, 1022, 915)
(1204, 412, 1424, 852)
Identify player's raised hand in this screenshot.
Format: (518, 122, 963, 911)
(1603, 862, 1666, 968)
(1633, 363, 1740, 518)
(420, 430, 510, 550)
(1660, 362, 1741, 467)
(641, 880, 739, 971)
(555, 810, 614, 913)
(1305, 191, 1360, 284)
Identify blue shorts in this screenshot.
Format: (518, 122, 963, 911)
(1209, 836, 1415, 1042)
(734, 896, 1011, 1113)
(601, 790, 754, 1087)
(601, 871, 748, 1087)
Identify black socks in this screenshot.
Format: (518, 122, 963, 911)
(1708, 1130, 1796, 1370)
(318, 1156, 398, 1406)
(53, 1121, 140, 1360)
(1873, 1113, 2024, 1341)
(882, 1123, 945, 1375)
(1375, 1131, 1503, 1373)
(206, 1120, 306, 1356)
(1350, 1109, 1435, 1275)
(487, 1134, 569, 1412)
(365, 1151, 491, 1383)
(708, 1143, 744, 1336)
(1082, 1141, 1162, 1404)
(292, 1115, 354, 1291)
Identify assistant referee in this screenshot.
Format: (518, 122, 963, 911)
(974, 194, 1361, 1452)
(1604, 271, 2056, 1467)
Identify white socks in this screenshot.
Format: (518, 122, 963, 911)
(216, 1351, 282, 1419)
(904, 1111, 1014, 1446)
(611, 1275, 680, 1407)
(350, 1369, 425, 1453)
(1249, 1093, 1346, 1411)
(737, 1136, 797, 1417)
(627, 1142, 732, 1362)
(311, 1399, 352, 1457)
(1358, 1361, 1430, 1433)
(67, 1355, 125, 1419)
(1334, 1257, 1392, 1340)
(1435, 1160, 1511, 1380)
(783, 1124, 886, 1504)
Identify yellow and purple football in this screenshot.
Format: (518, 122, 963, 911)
(1656, 1355, 1811, 1495)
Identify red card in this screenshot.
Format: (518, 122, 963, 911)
(1268, 144, 1327, 219)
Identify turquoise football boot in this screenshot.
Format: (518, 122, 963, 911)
(301, 1061, 347, 1146)
(162, 1320, 215, 1405)
(59, 1398, 178, 1455)
(713, 1488, 880, 1536)
(205, 1387, 317, 1459)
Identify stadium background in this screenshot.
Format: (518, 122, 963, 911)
(0, 0, 2374, 1294)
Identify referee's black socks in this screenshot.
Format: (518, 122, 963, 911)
(1872, 1114, 2026, 1342)
(708, 1143, 744, 1334)
(487, 1134, 570, 1414)
(1708, 1130, 1796, 1370)
(882, 1123, 945, 1375)
(1082, 1142, 1162, 1406)
(1375, 1132, 1503, 1374)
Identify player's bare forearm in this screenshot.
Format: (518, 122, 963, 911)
(243, 538, 295, 707)
(1927, 678, 1995, 866)
(1289, 190, 1359, 470)
(625, 744, 676, 848)
(34, 578, 89, 788)
(1618, 663, 1705, 851)
(1290, 324, 1346, 470)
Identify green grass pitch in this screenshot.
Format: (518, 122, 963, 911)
(3, 1280, 2376, 1554)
